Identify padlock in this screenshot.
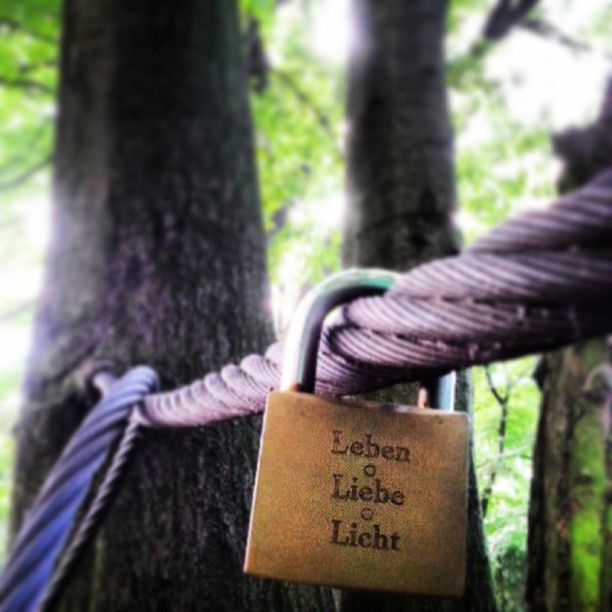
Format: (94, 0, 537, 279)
(244, 269, 469, 597)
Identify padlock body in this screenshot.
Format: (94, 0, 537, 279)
(244, 391, 469, 597)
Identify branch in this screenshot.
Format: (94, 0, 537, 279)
(266, 203, 291, 244)
(0, 301, 34, 322)
(483, 0, 540, 40)
(0, 124, 53, 178)
(245, 17, 269, 94)
(554, 78, 612, 191)
(272, 69, 342, 158)
(481, 366, 510, 517)
(0, 155, 52, 191)
(0, 16, 57, 45)
(520, 18, 612, 61)
(0, 75, 54, 95)
(482, 1, 611, 62)
(484, 365, 509, 406)
(17, 59, 58, 74)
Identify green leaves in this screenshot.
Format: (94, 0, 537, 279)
(474, 359, 540, 609)
(0, 0, 57, 202)
(247, 3, 345, 331)
(0, 0, 59, 556)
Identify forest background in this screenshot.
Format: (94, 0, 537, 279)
(0, 0, 610, 609)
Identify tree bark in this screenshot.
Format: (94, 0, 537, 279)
(341, 1, 497, 610)
(526, 83, 612, 612)
(11, 0, 333, 610)
(343, 0, 461, 267)
(527, 341, 611, 612)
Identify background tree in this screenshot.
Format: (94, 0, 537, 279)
(340, 1, 496, 610)
(9, 0, 332, 609)
(526, 84, 612, 612)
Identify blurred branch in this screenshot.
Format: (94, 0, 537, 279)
(553, 78, 612, 191)
(272, 69, 342, 158)
(484, 366, 509, 406)
(0, 16, 57, 45)
(246, 17, 269, 93)
(482, 1, 611, 61)
(266, 203, 291, 244)
(483, 0, 540, 41)
(0, 125, 53, 178)
(476, 446, 532, 469)
(0, 301, 34, 322)
(0, 75, 54, 94)
(520, 18, 612, 61)
(0, 155, 52, 191)
(17, 59, 58, 74)
(448, 0, 537, 90)
(481, 366, 510, 518)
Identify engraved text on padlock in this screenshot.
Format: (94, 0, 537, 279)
(244, 391, 468, 596)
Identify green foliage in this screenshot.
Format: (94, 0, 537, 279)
(0, 0, 58, 190)
(248, 3, 345, 331)
(494, 543, 528, 612)
(473, 359, 539, 610)
(241, 0, 277, 30)
(0, 0, 59, 558)
(447, 0, 489, 36)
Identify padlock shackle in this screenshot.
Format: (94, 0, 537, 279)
(281, 268, 455, 411)
(281, 269, 396, 393)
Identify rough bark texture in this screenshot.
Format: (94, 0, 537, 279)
(341, 1, 497, 611)
(527, 341, 611, 612)
(343, 0, 461, 268)
(11, 0, 333, 610)
(526, 83, 612, 612)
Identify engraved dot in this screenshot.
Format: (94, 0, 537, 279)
(363, 464, 377, 477)
(352, 477, 358, 483)
(361, 508, 373, 521)
(351, 522, 358, 529)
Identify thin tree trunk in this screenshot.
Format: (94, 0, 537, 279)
(526, 83, 612, 612)
(527, 341, 611, 612)
(11, 0, 334, 610)
(341, 1, 497, 610)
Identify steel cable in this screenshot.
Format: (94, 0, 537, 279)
(142, 169, 612, 427)
(1, 170, 612, 610)
(38, 416, 143, 611)
(0, 366, 158, 612)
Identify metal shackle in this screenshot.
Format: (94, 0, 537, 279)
(280, 268, 456, 411)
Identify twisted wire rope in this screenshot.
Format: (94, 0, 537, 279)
(0, 367, 158, 612)
(142, 169, 612, 427)
(1, 169, 612, 610)
(38, 415, 143, 611)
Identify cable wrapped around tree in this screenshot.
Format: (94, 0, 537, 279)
(0, 367, 158, 612)
(142, 168, 612, 426)
(1, 168, 611, 611)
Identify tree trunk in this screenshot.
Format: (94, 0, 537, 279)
(527, 341, 611, 612)
(11, 0, 333, 610)
(341, 1, 497, 610)
(526, 84, 612, 612)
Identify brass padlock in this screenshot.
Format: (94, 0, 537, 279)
(245, 270, 469, 597)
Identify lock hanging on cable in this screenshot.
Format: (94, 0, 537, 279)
(244, 269, 469, 597)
